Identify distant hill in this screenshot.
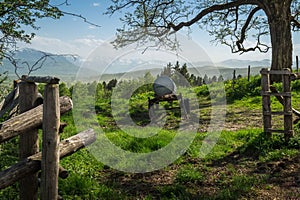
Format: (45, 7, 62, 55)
(0, 48, 271, 82)
(216, 59, 271, 68)
(188, 66, 261, 80)
(0, 48, 92, 81)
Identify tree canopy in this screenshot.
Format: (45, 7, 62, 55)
(107, 0, 300, 76)
(0, 0, 64, 58)
(0, 0, 96, 60)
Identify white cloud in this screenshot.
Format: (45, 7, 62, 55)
(20, 34, 300, 65)
(19, 36, 105, 58)
(92, 2, 100, 7)
(88, 25, 97, 30)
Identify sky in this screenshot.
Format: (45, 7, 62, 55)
(20, 0, 300, 64)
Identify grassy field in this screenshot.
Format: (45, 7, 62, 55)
(0, 75, 300, 199)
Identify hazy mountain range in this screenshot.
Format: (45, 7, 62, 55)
(0, 48, 272, 82)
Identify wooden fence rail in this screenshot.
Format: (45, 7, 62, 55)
(0, 96, 72, 143)
(0, 76, 96, 200)
(0, 129, 96, 190)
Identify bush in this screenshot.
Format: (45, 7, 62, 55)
(226, 75, 261, 103)
(292, 79, 300, 91)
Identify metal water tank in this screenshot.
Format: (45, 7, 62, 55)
(153, 76, 176, 96)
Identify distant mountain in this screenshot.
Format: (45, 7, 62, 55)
(0, 48, 82, 81)
(216, 59, 271, 68)
(0, 48, 272, 82)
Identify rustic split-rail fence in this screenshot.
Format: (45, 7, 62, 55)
(0, 75, 96, 200)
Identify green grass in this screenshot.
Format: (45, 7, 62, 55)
(175, 164, 205, 184)
(0, 76, 300, 199)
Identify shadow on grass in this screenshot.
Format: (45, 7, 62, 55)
(98, 131, 300, 199)
(202, 132, 300, 199)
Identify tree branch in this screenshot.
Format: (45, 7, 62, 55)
(236, 6, 262, 52)
(4, 50, 78, 78)
(168, 0, 262, 31)
(291, 14, 300, 30)
(47, 2, 100, 28)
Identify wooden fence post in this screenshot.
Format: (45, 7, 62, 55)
(261, 68, 272, 138)
(18, 81, 39, 200)
(296, 56, 299, 73)
(283, 68, 294, 141)
(248, 65, 251, 82)
(232, 69, 236, 90)
(41, 83, 60, 200)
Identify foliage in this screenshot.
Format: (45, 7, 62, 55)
(225, 75, 261, 103)
(0, 1, 98, 80)
(161, 61, 224, 87)
(59, 82, 71, 97)
(0, 0, 63, 58)
(0, 79, 11, 102)
(106, 0, 299, 83)
(192, 75, 261, 103)
(1, 73, 300, 199)
(106, 0, 299, 52)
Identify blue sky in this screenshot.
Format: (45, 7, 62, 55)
(21, 0, 300, 63)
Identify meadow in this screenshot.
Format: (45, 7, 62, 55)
(0, 73, 300, 199)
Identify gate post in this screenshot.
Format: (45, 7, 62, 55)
(283, 68, 294, 141)
(41, 82, 60, 200)
(18, 81, 39, 200)
(261, 68, 272, 137)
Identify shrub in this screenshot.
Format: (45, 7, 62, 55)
(225, 75, 261, 103)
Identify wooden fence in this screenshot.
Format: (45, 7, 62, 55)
(0, 76, 96, 200)
(260, 68, 298, 141)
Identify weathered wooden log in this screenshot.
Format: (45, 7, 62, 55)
(41, 84, 60, 200)
(59, 122, 68, 133)
(19, 81, 39, 200)
(38, 166, 69, 180)
(21, 75, 60, 84)
(58, 166, 69, 179)
(0, 129, 96, 190)
(0, 87, 19, 119)
(0, 96, 72, 143)
(0, 88, 17, 111)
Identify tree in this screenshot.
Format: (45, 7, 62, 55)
(0, 0, 97, 78)
(161, 62, 173, 76)
(203, 74, 209, 85)
(59, 82, 71, 97)
(218, 75, 224, 82)
(0, 0, 62, 59)
(211, 75, 217, 83)
(107, 0, 300, 81)
(106, 78, 118, 90)
(143, 71, 155, 83)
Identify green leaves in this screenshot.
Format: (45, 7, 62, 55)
(0, 0, 63, 54)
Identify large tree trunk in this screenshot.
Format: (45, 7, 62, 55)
(267, 0, 293, 82)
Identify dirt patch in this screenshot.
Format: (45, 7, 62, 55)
(99, 152, 300, 199)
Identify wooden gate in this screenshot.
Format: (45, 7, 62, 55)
(261, 68, 295, 141)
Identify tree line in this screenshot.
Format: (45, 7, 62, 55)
(161, 61, 225, 87)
